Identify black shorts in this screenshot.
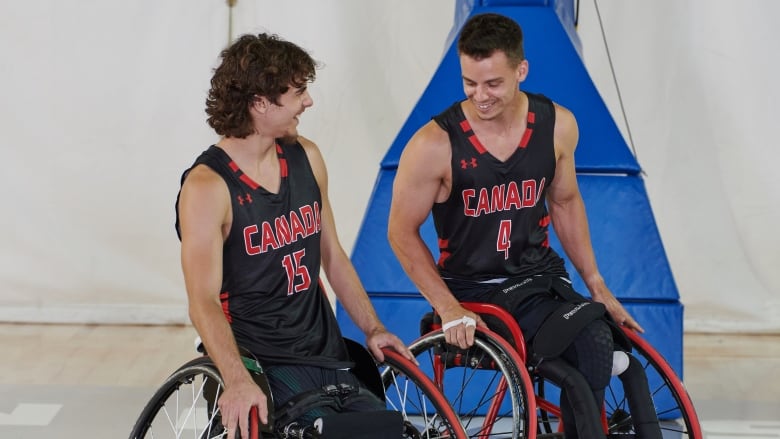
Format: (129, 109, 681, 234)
(445, 275, 561, 340)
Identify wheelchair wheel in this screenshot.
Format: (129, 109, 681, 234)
(604, 329, 702, 439)
(534, 328, 702, 439)
(129, 356, 231, 439)
(379, 348, 468, 439)
(405, 327, 536, 439)
(132, 349, 464, 439)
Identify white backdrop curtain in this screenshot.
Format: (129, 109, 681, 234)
(576, 1, 780, 332)
(0, 0, 777, 333)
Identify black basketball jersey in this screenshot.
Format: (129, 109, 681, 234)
(431, 93, 568, 281)
(175, 143, 350, 368)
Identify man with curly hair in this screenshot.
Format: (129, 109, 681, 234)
(175, 33, 413, 439)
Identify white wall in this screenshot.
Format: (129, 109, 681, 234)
(0, 0, 454, 324)
(576, 0, 780, 332)
(0, 1, 777, 333)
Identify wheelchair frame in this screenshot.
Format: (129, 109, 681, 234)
(411, 302, 703, 439)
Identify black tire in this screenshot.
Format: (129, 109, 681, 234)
(129, 357, 227, 439)
(406, 328, 537, 439)
(379, 347, 468, 439)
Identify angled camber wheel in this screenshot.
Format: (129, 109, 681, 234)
(534, 327, 703, 439)
(607, 328, 702, 439)
(406, 327, 537, 439)
(131, 350, 467, 439)
(128, 356, 259, 439)
(380, 347, 469, 439)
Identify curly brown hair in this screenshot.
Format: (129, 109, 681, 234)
(205, 33, 317, 138)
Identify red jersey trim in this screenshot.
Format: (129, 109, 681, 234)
(219, 291, 233, 323)
(519, 111, 536, 149)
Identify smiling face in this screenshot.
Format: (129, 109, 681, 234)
(254, 83, 314, 143)
(460, 50, 528, 121)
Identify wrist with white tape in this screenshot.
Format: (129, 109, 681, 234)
(442, 315, 477, 332)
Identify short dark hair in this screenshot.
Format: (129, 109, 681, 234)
(457, 13, 525, 66)
(205, 33, 317, 138)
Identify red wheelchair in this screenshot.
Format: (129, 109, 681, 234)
(411, 302, 702, 439)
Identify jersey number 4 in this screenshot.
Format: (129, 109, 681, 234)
(282, 249, 311, 295)
(497, 220, 511, 259)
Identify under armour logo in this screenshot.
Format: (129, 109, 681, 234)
(460, 158, 478, 169)
(237, 193, 253, 205)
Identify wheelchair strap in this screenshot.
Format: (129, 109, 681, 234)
(532, 300, 607, 358)
(487, 275, 631, 358)
(547, 277, 632, 353)
(487, 275, 557, 313)
(275, 383, 357, 425)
